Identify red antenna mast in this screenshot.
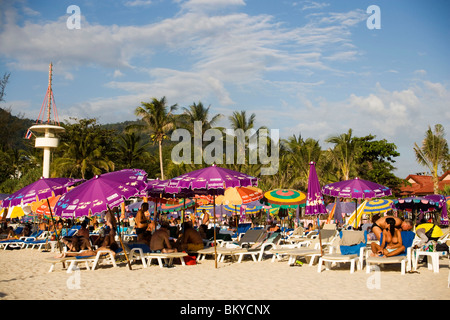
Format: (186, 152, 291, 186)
(36, 63, 60, 125)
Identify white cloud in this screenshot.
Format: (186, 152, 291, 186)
(124, 0, 153, 7)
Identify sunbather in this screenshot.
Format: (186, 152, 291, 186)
(54, 246, 116, 259)
(177, 221, 204, 252)
(371, 216, 413, 241)
(370, 218, 405, 257)
(150, 221, 177, 253)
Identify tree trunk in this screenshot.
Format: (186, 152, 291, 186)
(159, 139, 164, 180)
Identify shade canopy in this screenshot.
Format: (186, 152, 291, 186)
(263, 189, 306, 208)
(322, 177, 391, 199)
(164, 164, 258, 194)
(363, 198, 393, 214)
(2, 177, 80, 208)
(54, 169, 147, 218)
(305, 162, 327, 215)
(215, 186, 263, 206)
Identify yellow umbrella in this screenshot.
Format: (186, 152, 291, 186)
(1, 205, 32, 219)
(347, 200, 368, 227)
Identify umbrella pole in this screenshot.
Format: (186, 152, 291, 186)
(213, 194, 217, 269)
(46, 198, 65, 267)
(317, 215, 323, 256)
(109, 205, 132, 270)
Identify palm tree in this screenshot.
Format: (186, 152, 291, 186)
(135, 97, 177, 180)
(414, 124, 449, 194)
(52, 118, 115, 179)
(114, 132, 151, 169)
(182, 101, 223, 133)
(326, 129, 357, 180)
(226, 110, 269, 175)
(284, 134, 322, 188)
(181, 101, 223, 166)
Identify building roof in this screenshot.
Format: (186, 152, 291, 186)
(400, 170, 450, 196)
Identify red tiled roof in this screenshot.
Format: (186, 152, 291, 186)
(400, 171, 450, 196)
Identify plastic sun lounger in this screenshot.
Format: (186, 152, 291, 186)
(365, 231, 415, 275)
(46, 250, 117, 273)
(317, 230, 367, 274)
(145, 252, 189, 268)
(197, 247, 247, 263)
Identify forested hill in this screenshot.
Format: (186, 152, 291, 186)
(1, 107, 145, 151)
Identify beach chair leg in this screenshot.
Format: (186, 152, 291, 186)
(180, 257, 186, 266)
(401, 261, 406, 275)
(48, 263, 56, 273)
(350, 260, 355, 274)
(317, 258, 323, 272)
(157, 258, 164, 268)
(67, 261, 77, 274)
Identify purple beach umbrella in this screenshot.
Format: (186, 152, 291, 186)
(305, 162, 327, 255)
(164, 164, 258, 193)
(54, 169, 147, 218)
(160, 164, 258, 268)
(322, 177, 392, 199)
(305, 162, 327, 216)
(2, 177, 80, 208)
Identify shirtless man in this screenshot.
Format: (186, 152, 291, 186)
(371, 216, 413, 241)
(150, 221, 177, 253)
(135, 203, 149, 242)
(178, 222, 204, 252)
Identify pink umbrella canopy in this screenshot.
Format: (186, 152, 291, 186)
(164, 164, 258, 194)
(305, 162, 327, 215)
(322, 177, 391, 199)
(2, 177, 81, 208)
(54, 169, 147, 218)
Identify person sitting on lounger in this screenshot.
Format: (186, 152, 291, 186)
(62, 221, 93, 252)
(177, 221, 204, 252)
(370, 217, 405, 257)
(150, 221, 177, 253)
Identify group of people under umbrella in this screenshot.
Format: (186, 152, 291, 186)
(1, 163, 448, 269)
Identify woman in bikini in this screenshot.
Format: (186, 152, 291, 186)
(371, 217, 405, 257)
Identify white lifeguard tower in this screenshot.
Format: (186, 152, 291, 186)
(28, 63, 65, 178)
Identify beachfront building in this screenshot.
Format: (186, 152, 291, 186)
(399, 171, 450, 196)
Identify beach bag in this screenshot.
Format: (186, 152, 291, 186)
(183, 254, 197, 265)
(436, 242, 449, 253)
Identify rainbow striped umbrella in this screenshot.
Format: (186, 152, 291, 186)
(263, 189, 306, 208)
(159, 198, 196, 212)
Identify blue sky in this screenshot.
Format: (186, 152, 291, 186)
(1, 0, 449, 179)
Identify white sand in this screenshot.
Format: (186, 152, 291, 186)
(0, 249, 448, 301)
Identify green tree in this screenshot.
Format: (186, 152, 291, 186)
(326, 129, 357, 180)
(135, 97, 177, 180)
(414, 124, 449, 194)
(114, 131, 152, 169)
(52, 118, 115, 179)
(353, 134, 402, 190)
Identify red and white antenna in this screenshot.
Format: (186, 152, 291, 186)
(35, 63, 61, 125)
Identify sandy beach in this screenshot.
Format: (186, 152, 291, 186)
(0, 248, 448, 301)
